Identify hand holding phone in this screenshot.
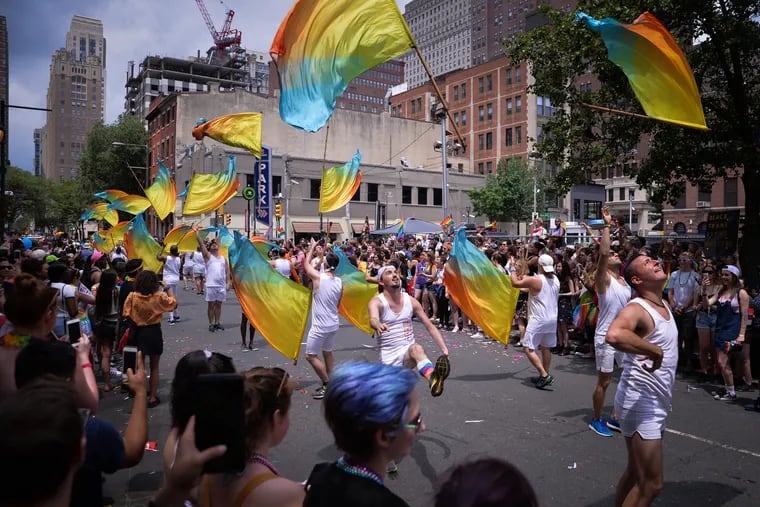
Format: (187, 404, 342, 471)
(123, 346, 138, 376)
(67, 318, 82, 346)
(125, 350, 147, 394)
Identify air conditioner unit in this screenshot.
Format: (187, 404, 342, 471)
(696, 201, 711, 208)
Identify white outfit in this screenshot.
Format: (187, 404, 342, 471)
(523, 274, 560, 349)
(594, 275, 632, 373)
(273, 258, 292, 278)
(163, 255, 182, 319)
(182, 252, 195, 276)
(49, 282, 76, 337)
(204, 255, 227, 302)
(376, 293, 416, 367)
(614, 298, 678, 440)
(305, 273, 343, 355)
(192, 252, 206, 276)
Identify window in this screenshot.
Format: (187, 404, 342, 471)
(515, 96, 522, 113)
(478, 134, 484, 151)
(367, 183, 378, 202)
(479, 105, 484, 121)
(461, 82, 466, 98)
(478, 162, 485, 174)
(402, 186, 412, 204)
(454, 112, 460, 125)
(351, 186, 361, 201)
(506, 67, 512, 84)
(584, 201, 602, 219)
(461, 111, 467, 126)
(506, 98, 512, 115)
(417, 187, 428, 205)
(486, 103, 493, 120)
(411, 100, 416, 114)
(619, 188, 625, 201)
(724, 177, 738, 207)
(516, 126, 522, 144)
(416, 98, 422, 113)
(310, 179, 321, 199)
(433, 188, 442, 206)
(478, 77, 484, 93)
(505, 128, 513, 146)
(486, 74, 493, 91)
(486, 132, 493, 149)
(272, 175, 282, 195)
(515, 66, 522, 82)
(697, 184, 711, 203)
(608, 189, 614, 202)
(454, 85, 459, 101)
(486, 161, 493, 173)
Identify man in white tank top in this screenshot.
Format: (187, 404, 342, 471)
(589, 207, 631, 437)
(510, 254, 560, 389)
(193, 225, 231, 333)
(303, 239, 343, 400)
(606, 253, 677, 507)
(368, 265, 450, 397)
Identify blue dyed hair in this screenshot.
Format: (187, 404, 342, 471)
(324, 361, 417, 459)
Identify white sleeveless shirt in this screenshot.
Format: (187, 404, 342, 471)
(526, 274, 559, 333)
(595, 275, 632, 345)
(163, 256, 181, 284)
(311, 273, 342, 331)
(615, 298, 678, 413)
(273, 258, 292, 278)
(376, 293, 415, 356)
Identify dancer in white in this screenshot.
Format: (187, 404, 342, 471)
(589, 207, 631, 437)
(193, 225, 231, 333)
(156, 245, 182, 325)
(303, 239, 343, 400)
(181, 250, 194, 290)
(606, 253, 677, 507)
(368, 265, 450, 397)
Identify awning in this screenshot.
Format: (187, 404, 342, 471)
(351, 222, 374, 233)
(291, 222, 344, 234)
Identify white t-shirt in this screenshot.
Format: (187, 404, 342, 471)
(205, 255, 227, 288)
(49, 282, 76, 319)
(192, 252, 206, 275)
(183, 252, 195, 270)
(666, 270, 700, 309)
(273, 258, 292, 278)
(163, 256, 181, 284)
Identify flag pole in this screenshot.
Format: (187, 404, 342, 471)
(319, 122, 330, 239)
(581, 102, 652, 121)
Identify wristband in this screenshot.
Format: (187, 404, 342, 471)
(604, 224, 611, 228)
(82, 363, 92, 369)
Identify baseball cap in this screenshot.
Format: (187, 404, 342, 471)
(45, 254, 59, 264)
(538, 254, 555, 273)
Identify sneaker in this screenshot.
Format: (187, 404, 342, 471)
(168, 319, 176, 326)
(744, 399, 760, 412)
(535, 374, 554, 389)
(589, 418, 614, 437)
(471, 332, 484, 339)
(241, 344, 249, 352)
(215, 324, 225, 331)
(714, 392, 737, 401)
(386, 460, 399, 474)
(451, 326, 460, 333)
(173, 316, 180, 322)
(208, 324, 215, 333)
(606, 418, 622, 433)
(530, 376, 541, 384)
(312, 385, 327, 400)
(430, 355, 450, 397)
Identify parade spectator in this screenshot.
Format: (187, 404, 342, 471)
(555, 260, 576, 356)
(667, 253, 701, 370)
(91, 269, 121, 392)
(696, 263, 719, 381)
(434, 457, 538, 507)
(20, 256, 48, 281)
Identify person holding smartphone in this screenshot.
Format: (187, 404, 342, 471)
(123, 270, 177, 408)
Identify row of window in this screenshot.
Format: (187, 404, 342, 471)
(475, 126, 524, 152)
(308, 180, 444, 206)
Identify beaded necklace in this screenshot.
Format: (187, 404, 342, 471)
(249, 452, 279, 476)
(0, 333, 32, 348)
(336, 455, 383, 486)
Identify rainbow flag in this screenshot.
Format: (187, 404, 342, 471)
(270, 0, 415, 132)
(444, 227, 520, 345)
(192, 113, 263, 159)
(332, 247, 377, 335)
(107, 194, 151, 216)
(486, 221, 496, 231)
(162, 225, 201, 254)
(576, 11, 707, 130)
(318, 151, 362, 213)
(277, 227, 286, 239)
(440, 215, 454, 233)
(182, 155, 241, 216)
(93, 221, 131, 253)
(145, 160, 177, 220)
(396, 218, 405, 240)
(228, 231, 311, 360)
(123, 213, 163, 273)
(81, 203, 119, 227)
(94, 190, 128, 203)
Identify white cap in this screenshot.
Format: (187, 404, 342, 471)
(724, 265, 741, 278)
(376, 265, 395, 281)
(538, 254, 555, 273)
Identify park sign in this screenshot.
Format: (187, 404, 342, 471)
(704, 210, 739, 259)
(254, 146, 272, 230)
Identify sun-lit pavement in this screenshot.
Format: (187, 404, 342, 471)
(100, 288, 760, 506)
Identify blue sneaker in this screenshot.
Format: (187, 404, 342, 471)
(606, 418, 621, 433)
(589, 418, 613, 437)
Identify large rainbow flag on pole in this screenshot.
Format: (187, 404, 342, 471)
(192, 113, 263, 159)
(318, 151, 362, 213)
(181, 155, 241, 216)
(332, 247, 377, 335)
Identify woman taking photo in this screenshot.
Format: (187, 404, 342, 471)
(703, 265, 750, 401)
(91, 269, 121, 392)
(555, 260, 577, 356)
(123, 270, 177, 407)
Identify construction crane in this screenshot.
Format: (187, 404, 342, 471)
(195, 0, 243, 66)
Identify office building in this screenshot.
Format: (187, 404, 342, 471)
(33, 127, 44, 176)
(1, 16, 9, 156)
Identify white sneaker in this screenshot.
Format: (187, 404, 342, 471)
(471, 332, 484, 339)
(452, 326, 460, 333)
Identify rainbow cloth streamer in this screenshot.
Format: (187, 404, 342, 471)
(108, 194, 151, 216)
(93, 221, 131, 253)
(228, 231, 311, 360)
(124, 213, 163, 273)
(332, 247, 377, 335)
(576, 11, 707, 130)
(192, 113, 263, 159)
(162, 225, 201, 254)
(440, 216, 454, 234)
(145, 160, 177, 220)
(270, 0, 415, 132)
(94, 190, 128, 203)
(81, 203, 119, 227)
(319, 151, 362, 213)
(444, 227, 519, 345)
(182, 155, 241, 216)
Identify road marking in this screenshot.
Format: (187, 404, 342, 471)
(666, 428, 760, 459)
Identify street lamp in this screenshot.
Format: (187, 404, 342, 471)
(628, 188, 636, 234)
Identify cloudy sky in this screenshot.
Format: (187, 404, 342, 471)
(5, 0, 412, 172)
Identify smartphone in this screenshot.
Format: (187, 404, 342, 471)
(193, 373, 246, 474)
(67, 318, 82, 345)
(123, 346, 138, 374)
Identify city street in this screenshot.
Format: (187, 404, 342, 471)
(101, 288, 760, 506)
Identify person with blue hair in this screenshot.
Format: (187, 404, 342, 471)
(303, 361, 422, 507)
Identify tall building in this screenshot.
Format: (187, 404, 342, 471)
(33, 127, 44, 176)
(0, 16, 9, 156)
(41, 15, 106, 181)
(403, 0, 472, 88)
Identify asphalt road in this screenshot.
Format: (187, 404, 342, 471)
(100, 288, 760, 506)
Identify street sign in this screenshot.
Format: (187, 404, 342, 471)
(254, 146, 272, 231)
(540, 212, 551, 220)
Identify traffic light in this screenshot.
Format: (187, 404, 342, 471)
(225, 213, 231, 226)
(275, 203, 283, 218)
(216, 205, 225, 219)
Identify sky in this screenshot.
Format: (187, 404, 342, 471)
(4, 0, 412, 173)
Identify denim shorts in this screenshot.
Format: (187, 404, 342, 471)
(696, 311, 716, 330)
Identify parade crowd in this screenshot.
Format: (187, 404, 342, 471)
(0, 207, 757, 507)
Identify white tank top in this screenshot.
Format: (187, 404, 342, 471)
(163, 256, 181, 283)
(595, 275, 632, 345)
(205, 255, 227, 288)
(273, 258, 292, 278)
(183, 252, 195, 268)
(376, 293, 415, 351)
(311, 273, 343, 331)
(615, 298, 678, 413)
(526, 274, 559, 333)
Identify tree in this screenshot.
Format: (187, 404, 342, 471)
(505, 0, 760, 286)
(79, 115, 148, 200)
(468, 158, 539, 222)
(6, 166, 50, 231)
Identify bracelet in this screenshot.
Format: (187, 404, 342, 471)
(604, 224, 611, 228)
(82, 363, 92, 369)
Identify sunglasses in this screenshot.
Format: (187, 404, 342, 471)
(402, 412, 423, 432)
(703, 270, 714, 274)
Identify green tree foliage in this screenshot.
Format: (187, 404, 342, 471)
(79, 115, 148, 200)
(468, 158, 537, 221)
(505, 0, 760, 286)
(6, 166, 48, 230)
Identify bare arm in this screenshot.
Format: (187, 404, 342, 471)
(368, 297, 388, 335)
(606, 304, 663, 372)
(304, 240, 321, 282)
(410, 296, 448, 356)
(595, 206, 612, 294)
(738, 289, 750, 343)
(192, 224, 210, 262)
(122, 352, 148, 468)
(75, 339, 99, 412)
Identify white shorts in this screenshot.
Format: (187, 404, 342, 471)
(614, 404, 666, 440)
(183, 265, 193, 276)
(205, 286, 226, 303)
(193, 267, 206, 277)
(379, 342, 416, 368)
(305, 327, 338, 355)
(523, 329, 557, 350)
(595, 342, 623, 373)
